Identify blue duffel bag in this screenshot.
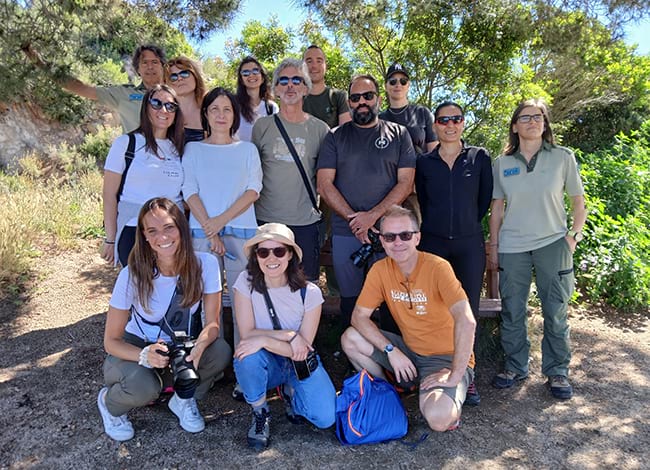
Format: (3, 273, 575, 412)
(335, 369, 408, 445)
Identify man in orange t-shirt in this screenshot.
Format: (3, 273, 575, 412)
(341, 205, 476, 432)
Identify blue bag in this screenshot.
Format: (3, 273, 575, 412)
(335, 369, 408, 445)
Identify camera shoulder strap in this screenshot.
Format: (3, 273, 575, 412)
(116, 132, 136, 202)
(261, 285, 307, 331)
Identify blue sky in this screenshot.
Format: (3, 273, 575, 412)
(191, 0, 650, 58)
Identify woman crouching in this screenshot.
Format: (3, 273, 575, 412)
(233, 223, 336, 450)
(98, 197, 231, 441)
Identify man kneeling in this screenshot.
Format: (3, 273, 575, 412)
(341, 205, 476, 431)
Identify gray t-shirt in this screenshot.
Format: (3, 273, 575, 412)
(252, 114, 330, 226)
(379, 104, 436, 154)
(302, 87, 349, 129)
(317, 119, 417, 235)
(96, 83, 146, 133)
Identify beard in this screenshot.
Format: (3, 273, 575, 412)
(352, 103, 379, 125)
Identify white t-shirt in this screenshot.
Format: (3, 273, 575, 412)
(236, 100, 279, 142)
(182, 140, 262, 230)
(104, 133, 184, 225)
(109, 252, 221, 343)
(232, 271, 323, 331)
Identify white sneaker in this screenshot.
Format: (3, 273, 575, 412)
(168, 393, 205, 433)
(97, 387, 134, 441)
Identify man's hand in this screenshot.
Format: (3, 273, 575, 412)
(387, 348, 417, 383)
(420, 368, 462, 390)
(348, 211, 378, 243)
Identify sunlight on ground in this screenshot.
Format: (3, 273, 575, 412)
(0, 347, 71, 383)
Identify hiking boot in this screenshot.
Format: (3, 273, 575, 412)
(492, 370, 527, 389)
(247, 409, 270, 450)
(97, 387, 134, 441)
(464, 380, 481, 406)
(232, 382, 245, 402)
(547, 375, 573, 400)
(277, 384, 304, 424)
(168, 393, 205, 433)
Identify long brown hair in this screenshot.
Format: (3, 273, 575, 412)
(236, 56, 274, 124)
(166, 56, 207, 106)
(128, 197, 203, 312)
(245, 244, 306, 294)
(136, 84, 185, 158)
(504, 98, 555, 155)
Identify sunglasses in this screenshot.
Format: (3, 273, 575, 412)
(255, 246, 289, 259)
(388, 77, 408, 86)
(517, 113, 544, 123)
(436, 115, 464, 125)
(149, 98, 178, 113)
(169, 70, 191, 82)
(379, 231, 418, 243)
(277, 76, 305, 86)
(349, 91, 377, 103)
(241, 68, 261, 77)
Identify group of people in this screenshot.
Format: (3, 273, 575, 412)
(25, 43, 586, 448)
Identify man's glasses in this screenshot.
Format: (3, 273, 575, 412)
(517, 113, 544, 123)
(379, 231, 418, 243)
(349, 91, 377, 103)
(255, 246, 289, 259)
(388, 77, 408, 86)
(436, 115, 464, 125)
(241, 68, 261, 77)
(277, 76, 305, 86)
(149, 98, 178, 113)
(169, 70, 191, 82)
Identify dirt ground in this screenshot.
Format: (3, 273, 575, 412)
(0, 243, 648, 470)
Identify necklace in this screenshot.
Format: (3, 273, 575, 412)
(388, 105, 408, 115)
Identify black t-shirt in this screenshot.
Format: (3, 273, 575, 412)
(317, 119, 416, 235)
(379, 104, 436, 153)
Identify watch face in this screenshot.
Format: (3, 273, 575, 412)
(384, 344, 394, 353)
(574, 232, 584, 242)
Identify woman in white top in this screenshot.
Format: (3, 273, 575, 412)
(166, 56, 207, 142)
(97, 197, 231, 441)
(235, 56, 279, 141)
(101, 84, 185, 266)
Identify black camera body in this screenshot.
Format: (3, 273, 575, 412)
(350, 229, 384, 268)
(159, 332, 200, 394)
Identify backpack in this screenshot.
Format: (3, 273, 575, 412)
(335, 369, 408, 445)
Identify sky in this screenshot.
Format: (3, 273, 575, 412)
(190, 0, 650, 58)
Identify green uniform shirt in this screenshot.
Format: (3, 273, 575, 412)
(96, 83, 146, 133)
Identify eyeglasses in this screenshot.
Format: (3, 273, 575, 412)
(517, 113, 544, 123)
(388, 77, 408, 86)
(379, 231, 418, 243)
(349, 91, 377, 103)
(277, 76, 305, 86)
(255, 246, 289, 259)
(241, 68, 261, 77)
(436, 115, 464, 125)
(169, 70, 192, 82)
(149, 98, 178, 113)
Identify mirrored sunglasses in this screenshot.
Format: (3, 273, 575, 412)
(241, 68, 261, 77)
(149, 98, 178, 113)
(277, 76, 305, 86)
(169, 70, 192, 82)
(436, 115, 464, 125)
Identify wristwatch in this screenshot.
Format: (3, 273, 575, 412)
(383, 343, 394, 354)
(567, 229, 584, 242)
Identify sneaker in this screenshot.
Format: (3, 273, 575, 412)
(277, 384, 304, 424)
(168, 393, 205, 433)
(232, 382, 245, 402)
(247, 409, 270, 450)
(547, 375, 573, 400)
(97, 387, 134, 441)
(492, 370, 528, 389)
(464, 380, 481, 406)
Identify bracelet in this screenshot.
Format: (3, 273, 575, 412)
(289, 332, 300, 343)
(138, 345, 153, 369)
(104, 239, 115, 245)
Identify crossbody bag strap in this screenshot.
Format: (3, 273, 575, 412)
(117, 132, 136, 202)
(261, 286, 283, 331)
(273, 114, 320, 214)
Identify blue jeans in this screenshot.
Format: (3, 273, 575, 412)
(234, 349, 336, 428)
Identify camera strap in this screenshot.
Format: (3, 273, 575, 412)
(260, 285, 306, 331)
(273, 115, 321, 216)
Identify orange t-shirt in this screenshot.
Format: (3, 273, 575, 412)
(357, 251, 474, 368)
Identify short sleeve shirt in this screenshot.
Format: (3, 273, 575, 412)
(96, 83, 146, 133)
(302, 87, 350, 129)
(380, 104, 436, 153)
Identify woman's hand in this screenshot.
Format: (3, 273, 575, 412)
(100, 241, 115, 264)
(486, 243, 498, 270)
(186, 341, 206, 369)
(289, 333, 313, 361)
(210, 234, 225, 256)
(147, 341, 170, 369)
(203, 214, 227, 239)
(234, 336, 266, 361)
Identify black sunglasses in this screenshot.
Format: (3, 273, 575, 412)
(241, 68, 261, 77)
(169, 70, 192, 82)
(388, 77, 408, 86)
(349, 91, 377, 103)
(379, 231, 419, 243)
(277, 76, 305, 86)
(255, 246, 289, 259)
(149, 98, 178, 113)
(436, 115, 464, 125)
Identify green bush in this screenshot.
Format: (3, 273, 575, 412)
(79, 126, 121, 164)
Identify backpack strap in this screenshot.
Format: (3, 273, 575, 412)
(264, 99, 273, 116)
(116, 132, 136, 202)
(300, 286, 306, 303)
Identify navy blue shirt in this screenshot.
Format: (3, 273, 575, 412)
(415, 144, 493, 238)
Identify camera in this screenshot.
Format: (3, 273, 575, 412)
(159, 332, 200, 395)
(350, 229, 384, 268)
